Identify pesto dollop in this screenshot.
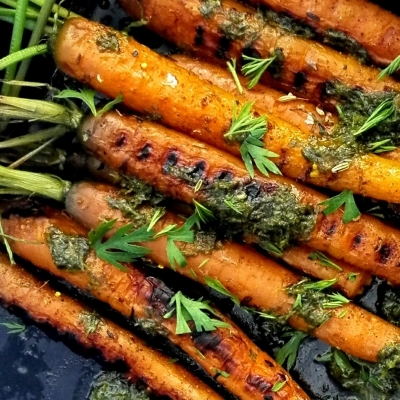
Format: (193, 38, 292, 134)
(79, 310, 102, 336)
(89, 372, 150, 400)
(164, 163, 316, 251)
(96, 32, 120, 53)
(46, 226, 89, 271)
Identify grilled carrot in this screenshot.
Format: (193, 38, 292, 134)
(0, 253, 221, 400)
(65, 182, 371, 298)
(35, 184, 400, 364)
(78, 111, 400, 286)
(2, 208, 308, 400)
(52, 18, 400, 204)
(117, 0, 400, 105)
(245, 0, 400, 68)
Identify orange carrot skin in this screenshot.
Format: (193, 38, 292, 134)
(79, 111, 400, 286)
(246, 0, 400, 68)
(2, 209, 308, 400)
(0, 253, 222, 400)
(118, 0, 400, 105)
(67, 181, 369, 298)
(64, 182, 400, 363)
(54, 18, 400, 204)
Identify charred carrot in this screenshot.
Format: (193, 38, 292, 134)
(52, 18, 400, 204)
(0, 253, 221, 400)
(117, 0, 400, 105)
(244, 0, 400, 68)
(78, 111, 400, 286)
(2, 207, 308, 400)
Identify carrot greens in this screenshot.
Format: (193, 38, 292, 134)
(378, 55, 400, 80)
(319, 190, 361, 224)
(241, 53, 277, 89)
(205, 276, 240, 305)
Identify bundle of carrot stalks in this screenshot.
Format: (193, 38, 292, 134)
(2, 0, 400, 398)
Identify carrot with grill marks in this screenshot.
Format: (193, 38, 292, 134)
(2, 207, 308, 400)
(117, 0, 400, 106)
(245, 0, 400, 69)
(0, 253, 222, 400)
(53, 182, 400, 363)
(52, 18, 400, 204)
(78, 111, 400, 286)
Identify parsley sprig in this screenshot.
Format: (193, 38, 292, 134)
(319, 190, 361, 224)
(224, 102, 281, 178)
(378, 55, 400, 80)
(55, 88, 123, 117)
(88, 220, 154, 271)
(275, 331, 307, 370)
(241, 53, 277, 89)
(164, 291, 230, 334)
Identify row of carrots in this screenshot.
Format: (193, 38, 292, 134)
(3, 0, 400, 398)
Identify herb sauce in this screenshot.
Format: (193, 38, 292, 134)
(96, 32, 120, 52)
(47, 226, 90, 271)
(79, 310, 102, 336)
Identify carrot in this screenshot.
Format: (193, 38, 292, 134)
(0, 253, 222, 400)
(244, 0, 400, 68)
(52, 18, 400, 204)
(117, 0, 400, 105)
(78, 111, 400, 286)
(2, 207, 308, 400)
(51, 182, 400, 364)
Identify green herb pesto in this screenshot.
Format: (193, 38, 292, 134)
(263, 9, 315, 39)
(89, 371, 150, 400)
(303, 81, 400, 172)
(79, 310, 101, 336)
(218, 9, 264, 46)
(286, 281, 332, 328)
(323, 29, 369, 64)
(319, 347, 400, 398)
(199, 0, 221, 19)
(164, 164, 316, 251)
(134, 317, 169, 337)
(180, 230, 221, 257)
(380, 287, 400, 328)
(96, 32, 120, 53)
(46, 227, 89, 271)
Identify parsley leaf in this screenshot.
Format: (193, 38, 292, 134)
(275, 331, 307, 370)
(88, 220, 153, 271)
(319, 190, 361, 224)
(164, 291, 230, 334)
(205, 276, 240, 305)
(55, 89, 123, 117)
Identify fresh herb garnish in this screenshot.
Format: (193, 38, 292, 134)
(275, 331, 307, 370)
(224, 197, 243, 214)
(147, 208, 165, 231)
(322, 293, 350, 309)
(194, 179, 203, 193)
(299, 278, 338, 291)
(338, 310, 348, 318)
(88, 220, 153, 271)
(378, 55, 400, 80)
(55, 89, 123, 117)
(224, 102, 281, 178)
(278, 92, 297, 102)
(367, 138, 397, 154)
(226, 58, 243, 94)
(193, 200, 215, 225)
(213, 368, 230, 378)
(308, 251, 342, 271)
(292, 293, 302, 309)
(353, 98, 395, 136)
(347, 273, 359, 282)
(271, 380, 287, 392)
(205, 276, 240, 305)
(0, 321, 26, 334)
(259, 241, 283, 256)
(241, 53, 277, 89)
(319, 190, 361, 224)
(164, 291, 230, 334)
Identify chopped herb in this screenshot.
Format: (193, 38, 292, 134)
(367, 138, 397, 154)
(322, 292, 350, 309)
(278, 92, 297, 102)
(147, 208, 165, 231)
(353, 98, 395, 137)
(226, 58, 243, 94)
(88, 220, 153, 271)
(292, 294, 302, 309)
(378, 55, 400, 80)
(347, 273, 359, 282)
(242, 53, 277, 89)
(308, 251, 342, 271)
(193, 200, 215, 225)
(198, 259, 209, 269)
(190, 268, 198, 280)
(251, 309, 276, 320)
(55, 89, 123, 117)
(338, 310, 348, 318)
(259, 241, 283, 256)
(168, 358, 179, 363)
(79, 311, 101, 336)
(275, 331, 307, 370)
(0, 321, 26, 334)
(193, 347, 206, 359)
(224, 198, 243, 214)
(164, 291, 230, 334)
(299, 278, 338, 291)
(319, 190, 361, 224)
(0, 214, 14, 264)
(271, 380, 287, 392)
(213, 368, 230, 378)
(194, 179, 203, 193)
(205, 276, 240, 305)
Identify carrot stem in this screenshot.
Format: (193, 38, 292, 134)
(0, 44, 48, 72)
